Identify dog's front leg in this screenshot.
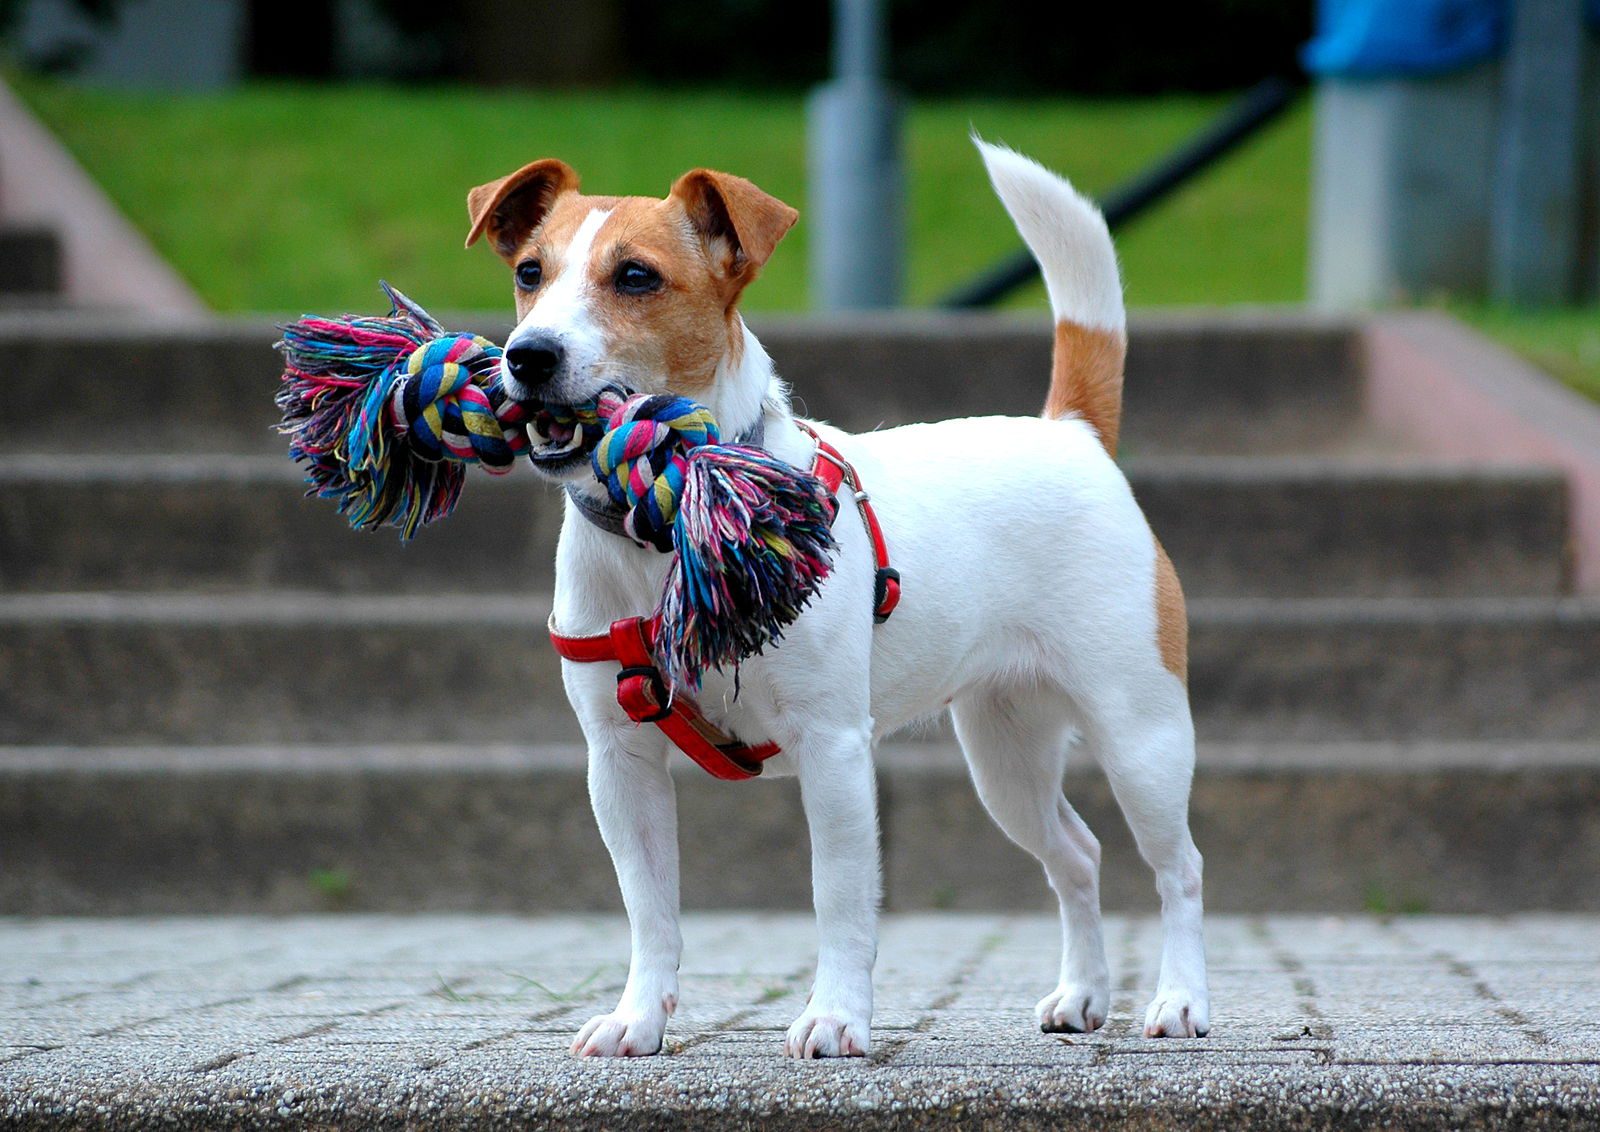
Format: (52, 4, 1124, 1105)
(785, 725, 879, 1059)
(571, 728, 681, 1058)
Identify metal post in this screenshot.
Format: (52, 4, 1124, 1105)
(805, 0, 904, 310)
(1490, 0, 1586, 304)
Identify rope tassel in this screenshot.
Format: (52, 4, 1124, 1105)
(274, 282, 530, 539)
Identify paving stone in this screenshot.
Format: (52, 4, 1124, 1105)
(2, 914, 1597, 1130)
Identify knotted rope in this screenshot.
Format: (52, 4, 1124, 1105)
(588, 392, 838, 687)
(275, 284, 837, 689)
(591, 394, 719, 550)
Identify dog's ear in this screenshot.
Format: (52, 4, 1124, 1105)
(465, 158, 580, 260)
(669, 169, 798, 285)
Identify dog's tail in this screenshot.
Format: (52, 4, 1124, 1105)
(976, 138, 1126, 456)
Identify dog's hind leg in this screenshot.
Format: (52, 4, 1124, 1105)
(1079, 685, 1209, 1038)
(951, 688, 1111, 1033)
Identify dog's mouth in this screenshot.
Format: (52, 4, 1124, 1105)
(523, 410, 592, 474)
(520, 385, 630, 472)
(528, 411, 585, 457)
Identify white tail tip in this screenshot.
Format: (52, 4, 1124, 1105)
(975, 136, 1124, 332)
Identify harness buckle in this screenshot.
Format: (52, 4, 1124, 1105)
(873, 566, 901, 624)
(616, 665, 673, 723)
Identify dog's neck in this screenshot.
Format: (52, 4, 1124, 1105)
(710, 317, 788, 443)
(553, 319, 814, 632)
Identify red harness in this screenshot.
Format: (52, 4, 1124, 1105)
(547, 425, 899, 780)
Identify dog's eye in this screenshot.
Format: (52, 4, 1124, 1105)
(615, 261, 662, 295)
(515, 260, 542, 291)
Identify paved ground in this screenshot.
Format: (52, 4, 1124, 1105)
(2, 914, 1597, 1130)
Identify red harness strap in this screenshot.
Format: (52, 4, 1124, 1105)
(550, 614, 778, 780)
(798, 423, 901, 624)
(547, 430, 898, 780)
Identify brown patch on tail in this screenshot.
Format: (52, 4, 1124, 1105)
(1153, 538, 1188, 683)
(1046, 321, 1126, 456)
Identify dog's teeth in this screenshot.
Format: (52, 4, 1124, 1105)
(525, 423, 541, 446)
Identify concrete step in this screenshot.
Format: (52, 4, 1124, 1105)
(0, 294, 72, 314)
(0, 455, 1569, 599)
(1124, 458, 1567, 598)
(0, 225, 62, 295)
(0, 309, 1366, 456)
(1, 593, 1597, 745)
(3, 741, 1596, 914)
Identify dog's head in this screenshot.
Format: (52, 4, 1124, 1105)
(466, 159, 797, 477)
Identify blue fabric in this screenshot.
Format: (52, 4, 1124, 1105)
(1306, 0, 1600, 77)
(1304, 0, 1504, 76)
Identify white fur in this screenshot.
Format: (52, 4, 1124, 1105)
(552, 145, 1208, 1059)
(975, 138, 1125, 332)
(503, 207, 611, 403)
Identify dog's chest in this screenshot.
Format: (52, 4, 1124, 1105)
(553, 509, 800, 767)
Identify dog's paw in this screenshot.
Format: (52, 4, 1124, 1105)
(571, 1009, 668, 1058)
(784, 1004, 870, 1059)
(1143, 989, 1209, 1038)
(1036, 982, 1109, 1033)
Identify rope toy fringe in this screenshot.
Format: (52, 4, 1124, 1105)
(274, 285, 837, 689)
(275, 283, 530, 539)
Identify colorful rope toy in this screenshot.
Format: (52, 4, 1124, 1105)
(275, 284, 838, 688)
(589, 391, 839, 688)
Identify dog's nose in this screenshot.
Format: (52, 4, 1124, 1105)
(504, 336, 565, 388)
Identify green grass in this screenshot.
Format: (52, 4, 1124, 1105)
(305, 866, 353, 907)
(10, 76, 1310, 314)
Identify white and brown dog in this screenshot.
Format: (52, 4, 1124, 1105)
(465, 140, 1208, 1059)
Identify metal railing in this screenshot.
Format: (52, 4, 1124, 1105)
(938, 75, 1305, 309)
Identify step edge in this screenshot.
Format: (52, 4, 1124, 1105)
(3, 592, 1597, 625)
(4, 740, 1598, 774)
(0, 452, 1570, 490)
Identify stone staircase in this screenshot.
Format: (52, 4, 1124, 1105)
(2, 309, 1596, 915)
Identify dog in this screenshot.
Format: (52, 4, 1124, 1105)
(464, 139, 1209, 1059)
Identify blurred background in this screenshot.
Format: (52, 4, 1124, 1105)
(1, 0, 1598, 918)
(0, 0, 1314, 312)
(2, 0, 1597, 372)
(2, 0, 1596, 387)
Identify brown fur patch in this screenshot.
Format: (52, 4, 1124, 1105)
(670, 169, 799, 285)
(504, 194, 617, 322)
(464, 158, 579, 259)
(1046, 322, 1127, 456)
(586, 196, 742, 393)
(496, 194, 743, 393)
(1153, 538, 1188, 682)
